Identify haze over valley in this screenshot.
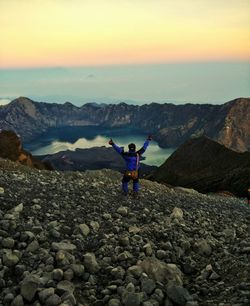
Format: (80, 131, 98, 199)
(1, 62, 250, 106)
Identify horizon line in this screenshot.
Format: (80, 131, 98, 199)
(1, 59, 250, 71)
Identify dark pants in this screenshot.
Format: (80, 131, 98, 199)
(122, 174, 139, 193)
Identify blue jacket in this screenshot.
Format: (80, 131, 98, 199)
(112, 140, 150, 171)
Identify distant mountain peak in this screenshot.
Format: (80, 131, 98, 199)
(63, 101, 74, 107)
(11, 96, 35, 104)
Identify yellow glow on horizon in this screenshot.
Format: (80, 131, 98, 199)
(0, 0, 249, 68)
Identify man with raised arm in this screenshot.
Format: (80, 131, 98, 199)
(109, 136, 152, 196)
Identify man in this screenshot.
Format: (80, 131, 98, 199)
(247, 188, 250, 205)
(109, 136, 152, 196)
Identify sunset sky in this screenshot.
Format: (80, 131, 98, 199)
(1, 0, 249, 68)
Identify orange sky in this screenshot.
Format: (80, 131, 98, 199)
(0, 0, 249, 68)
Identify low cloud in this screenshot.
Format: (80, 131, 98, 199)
(86, 74, 95, 79)
(0, 98, 11, 106)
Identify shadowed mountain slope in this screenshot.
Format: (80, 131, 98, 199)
(37, 146, 156, 175)
(150, 136, 250, 196)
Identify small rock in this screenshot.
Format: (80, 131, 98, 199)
(0, 187, 4, 194)
(122, 291, 142, 306)
(241, 247, 250, 254)
(3, 250, 20, 266)
(83, 252, 100, 273)
(166, 285, 192, 305)
(26, 240, 39, 252)
(2, 237, 15, 248)
(103, 213, 112, 220)
(119, 236, 130, 246)
(111, 266, 126, 279)
(12, 203, 23, 213)
(38, 288, 55, 304)
(4, 293, 14, 304)
(21, 275, 40, 302)
(141, 278, 156, 295)
(11, 294, 24, 306)
(79, 223, 90, 237)
(156, 250, 166, 259)
(64, 269, 74, 281)
(90, 221, 100, 232)
(194, 239, 212, 256)
(143, 243, 153, 256)
(56, 280, 75, 295)
(32, 198, 40, 204)
(52, 269, 64, 281)
(117, 206, 128, 216)
(127, 265, 143, 278)
(209, 272, 220, 280)
(60, 291, 76, 305)
(223, 228, 236, 240)
(140, 258, 183, 285)
(117, 251, 133, 261)
(51, 242, 76, 252)
(128, 226, 141, 234)
(70, 264, 85, 277)
(170, 207, 183, 220)
(109, 298, 121, 306)
(45, 294, 61, 306)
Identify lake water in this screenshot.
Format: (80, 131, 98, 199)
(24, 126, 175, 166)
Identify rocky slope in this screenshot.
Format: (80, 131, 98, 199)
(0, 130, 52, 170)
(150, 137, 250, 197)
(1, 97, 249, 152)
(38, 147, 156, 176)
(0, 160, 249, 306)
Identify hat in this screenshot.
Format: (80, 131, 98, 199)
(128, 143, 136, 151)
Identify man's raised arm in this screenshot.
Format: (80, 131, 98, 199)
(137, 135, 152, 155)
(109, 139, 124, 154)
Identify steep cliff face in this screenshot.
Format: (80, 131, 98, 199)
(216, 98, 250, 152)
(150, 136, 250, 196)
(0, 97, 95, 141)
(0, 97, 249, 151)
(0, 130, 52, 169)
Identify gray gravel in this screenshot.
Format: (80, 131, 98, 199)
(0, 159, 249, 306)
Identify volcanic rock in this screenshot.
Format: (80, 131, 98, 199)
(0, 160, 249, 305)
(0, 130, 52, 170)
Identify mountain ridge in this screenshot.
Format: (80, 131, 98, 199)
(0, 96, 249, 152)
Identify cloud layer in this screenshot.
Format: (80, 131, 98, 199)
(0, 98, 11, 106)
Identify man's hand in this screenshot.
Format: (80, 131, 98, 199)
(109, 139, 114, 145)
(147, 135, 153, 141)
